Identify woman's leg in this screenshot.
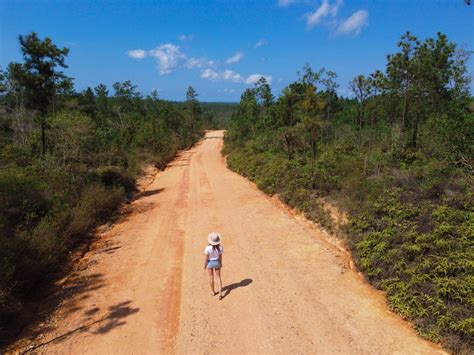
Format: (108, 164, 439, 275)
(215, 268, 223, 299)
(207, 268, 215, 295)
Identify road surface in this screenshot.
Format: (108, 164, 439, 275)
(15, 130, 444, 354)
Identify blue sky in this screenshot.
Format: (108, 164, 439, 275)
(1, 0, 472, 102)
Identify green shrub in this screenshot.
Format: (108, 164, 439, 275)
(98, 166, 136, 197)
(0, 166, 50, 236)
(66, 184, 124, 244)
(225, 131, 474, 352)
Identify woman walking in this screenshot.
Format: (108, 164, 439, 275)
(204, 232, 224, 300)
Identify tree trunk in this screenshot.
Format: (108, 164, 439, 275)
(41, 120, 46, 155)
(358, 103, 364, 145)
(401, 90, 408, 134)
(310, 134, 317, 189)
(411, 113, 420, 148)
(152, 121, 157, 153)
(284, 134, 292, 160)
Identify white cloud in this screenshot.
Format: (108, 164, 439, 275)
(149, 44, 186, 75)
(329, 0, 343, 16)
(200, 69, 243, 83)
(306, 0, 342, 28)
(201, 68, 220, 80)
(127, 43, 217, 75)
(336, 10, 368, 36)
(200, 69, 271, 85)
(278, 0, 297, 6)
(307, 0, 330, 27)
(179, 33, 195, 41)
(128, 43, 273, 86)
(254, 39, 268, 49)
(127, 49, 147, 59)
(222, 69, 244, 82)
(186, 57, 216, 69)
(223, 88, 236, 93)
(225, 52, 244, 64)
(245, 74, 273, 85)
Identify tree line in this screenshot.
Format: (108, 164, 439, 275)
(0, 32, 216, 343)
(224, 32, 473, 352)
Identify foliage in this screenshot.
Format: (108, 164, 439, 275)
(0, 33, 210, 343)
(224, 32, 473, 353)
(199, 102, 237, 129)
(9, 32, 71, 154)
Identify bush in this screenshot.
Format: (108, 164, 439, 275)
(98, 167, 136, 197)
(350, 180, 474, 352)
(66, 184, 124, 243)
(0, 166, 50, 235)
(225, 129, 474, 352)
(0, 173, 128, 342)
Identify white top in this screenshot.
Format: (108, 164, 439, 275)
(204, 245, 223, 260)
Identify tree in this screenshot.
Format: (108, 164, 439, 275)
(185, 86, 202, 136)
(110, 80, 143, 148)
(252, 77, 274, 130)
(385, 32, 471, 149)
(226, 88, 258, 147)
(0, 67, 6, 95)
(300, 83, 325, 187)
(386, 32, 419, 136)
(408, 33, 470, 148)
(299, 64, 324, 87)
(78, 87, 96, 118)
(3, 64, 34, 146)
(10, 32, 70, 154)
(349, 74, 374, 142)
(94, 83, 109, 121)
(143, 90, 162, 154)
(255, 77, 274, 111)
(112, 80, 141, 115)
(319, 70, 339, 139)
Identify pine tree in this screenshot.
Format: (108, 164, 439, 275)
(186, 86, 202, 136)
(10, 32, 71, 154)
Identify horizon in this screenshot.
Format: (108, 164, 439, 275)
(1, 0, 473, 102)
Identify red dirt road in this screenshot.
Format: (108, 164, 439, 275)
(15, 130, 445, 354)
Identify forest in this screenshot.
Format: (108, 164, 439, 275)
(0, 32, 235, 342)
(224, 32, 473, 352)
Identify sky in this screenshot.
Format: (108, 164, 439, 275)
(0, 0, 473, 102)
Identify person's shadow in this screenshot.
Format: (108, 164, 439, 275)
(221, 279, 252, 299)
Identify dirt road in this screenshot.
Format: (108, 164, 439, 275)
(16, 130, 444, 354)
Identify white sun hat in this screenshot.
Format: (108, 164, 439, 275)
(207, 232, 222, 246)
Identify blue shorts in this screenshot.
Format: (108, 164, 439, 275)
(207, 260, 221, 269)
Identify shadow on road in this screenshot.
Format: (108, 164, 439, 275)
(96, 245, 122, 255)
(25, 300, 140, 351)
(18, 273, 108, 343)
(221, 278, 253, 299)
(134, 188, 165, 200)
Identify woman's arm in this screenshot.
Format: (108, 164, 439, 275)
(204, 254, 208, 270)
(219, 254, 223, 267)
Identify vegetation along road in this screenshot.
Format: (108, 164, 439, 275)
(12, 131, 445, 354)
